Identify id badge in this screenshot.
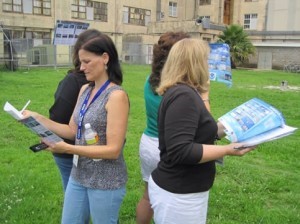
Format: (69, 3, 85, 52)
(73, 154, 79, 167)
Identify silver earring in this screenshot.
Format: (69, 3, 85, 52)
(105, 64, 108, 70)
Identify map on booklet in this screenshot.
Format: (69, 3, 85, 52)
(4, 101, 62, 144)
(218, 98, 297, 148)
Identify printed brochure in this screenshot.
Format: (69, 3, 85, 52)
(4, 101, 62, 144)
(218, 98, 297, 147)
(209, 43, 232, 87)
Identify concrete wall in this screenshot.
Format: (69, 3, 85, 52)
(247, 45, 300, 70)
(266, 0, 300, 31)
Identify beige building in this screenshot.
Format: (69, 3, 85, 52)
(0, 0, 299, 69)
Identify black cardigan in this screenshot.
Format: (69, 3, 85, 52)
(151, 84, 218, 194)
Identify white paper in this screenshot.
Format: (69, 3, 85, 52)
(3, 101, 24, 120)
(239, 125, 297, 147)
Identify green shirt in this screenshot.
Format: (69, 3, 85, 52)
(144, 76, 162, 137)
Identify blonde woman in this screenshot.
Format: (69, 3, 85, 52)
(148, 38, 255, 224)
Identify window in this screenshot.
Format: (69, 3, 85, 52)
(199, 0, 211, 5)
(71, 0, 87, 19)
(27, 31, 51, 46)
(26, 31, 50, 41)
(3, 0, 22, 13)
(93, 2, 107, 22)
(199, 15, 210, 20)
(244, 13, 257, 29)
(72, 0, 107, 21)
(202, 37, 211, 42)
(2, 0, 51, 15)
(123, 6, 151, 26)
(33, 0, 51, 15)
(169, 2, 177, 17)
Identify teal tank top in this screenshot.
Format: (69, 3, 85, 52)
(144, 76, 162, 137)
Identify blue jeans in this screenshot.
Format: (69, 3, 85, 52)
(62, 177, 125, 224)
(53, 155, 73, 192)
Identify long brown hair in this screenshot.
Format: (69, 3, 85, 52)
(149, 31, 190, 92)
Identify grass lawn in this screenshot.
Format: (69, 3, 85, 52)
(0, 65, 299, 224)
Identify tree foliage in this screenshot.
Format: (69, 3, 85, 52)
(218, 24, 255, 68)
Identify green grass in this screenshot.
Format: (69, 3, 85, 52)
(0, 65, 299, 224)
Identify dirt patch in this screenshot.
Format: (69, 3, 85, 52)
(263, 85, 300, 92)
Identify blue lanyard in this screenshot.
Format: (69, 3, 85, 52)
(76, 80, 111, 139)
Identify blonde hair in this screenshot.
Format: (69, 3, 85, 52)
(156, 38, 210, 95)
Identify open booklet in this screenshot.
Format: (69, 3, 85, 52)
(3, 101, 63, 146)
(218, 98, 297, 148)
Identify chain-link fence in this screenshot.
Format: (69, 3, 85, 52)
(122, 42, 153, 64)
(0, 36, 153, 71)
(0, 37, 74, 71)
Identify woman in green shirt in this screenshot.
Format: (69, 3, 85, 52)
(136, 31, 190, 224)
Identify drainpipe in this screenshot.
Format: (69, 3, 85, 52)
(194, 0, 197, 19)
(218, 0, 222, 24)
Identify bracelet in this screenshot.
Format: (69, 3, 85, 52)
(203, 98, 210, 103)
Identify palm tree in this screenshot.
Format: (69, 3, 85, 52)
(218, 24, 255, 69)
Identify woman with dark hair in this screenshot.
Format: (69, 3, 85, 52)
(136, 31, 192, 224)
(50, 29, 101, 192)
(23, 30, 129, 223)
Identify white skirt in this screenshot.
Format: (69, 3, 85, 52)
(148, 175, 209, 224)
(139, 133, 160, 182)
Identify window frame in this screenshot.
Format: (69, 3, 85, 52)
(33, 0, 51, 16)
(168, 1, 177, 17)
(93, 2, 107, 22)
(71, 0, 108, 21)
(123, 6, 151, 26)
(244, 13, 258, 29)
(71, 0, 87, 19)
(2, 0, 23, 13)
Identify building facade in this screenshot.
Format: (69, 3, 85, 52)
(0, 0, 299, 69)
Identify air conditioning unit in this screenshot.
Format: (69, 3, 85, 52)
(195, 17, 210, 29)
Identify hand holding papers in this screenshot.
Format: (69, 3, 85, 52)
(218, 98, 297, 148)
(3, 101, 63, 151)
